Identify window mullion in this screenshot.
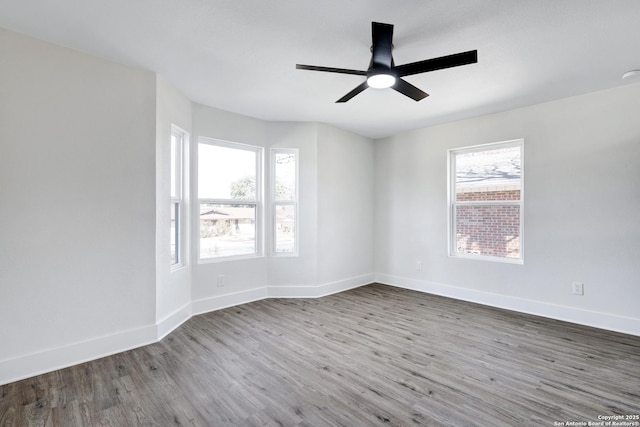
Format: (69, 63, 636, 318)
(454, 200, 521, 206)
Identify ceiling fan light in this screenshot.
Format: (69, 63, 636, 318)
(367, 73, 396, 89)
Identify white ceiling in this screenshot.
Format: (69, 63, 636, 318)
(2, 0, 640, 138)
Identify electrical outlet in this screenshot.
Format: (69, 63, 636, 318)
(217, 274, 225, 287)
(572, 281, 584, 295)
(416, 261, 423, 271)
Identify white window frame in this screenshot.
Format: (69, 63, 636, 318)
(447, 139, 524, 264)
(170, 126, 187, 269)
(197, 137, 263, 263)
(271, 148, 299, 256)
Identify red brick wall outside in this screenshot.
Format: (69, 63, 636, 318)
(455, 189, 520, 258)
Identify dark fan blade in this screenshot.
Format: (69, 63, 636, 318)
(392, 78, 429, 101)
(296, 64, 366, 76)
(336, 81, 369, 103)
(371, 22, 394, 69)
(394, 50, 477, 77)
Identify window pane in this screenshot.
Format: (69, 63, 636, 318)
(275, 204, 295, 253)
(275, 152, 296, 201)
(170, 202, 179, 265)
(200, 203, 256, 258)
(198, 144, 256, 200)
(455, 204, 520, 259)
(456, 146, 521, 201)
(170, 134, 179, 198)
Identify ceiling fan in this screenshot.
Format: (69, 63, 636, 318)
(296, 22, 478, 103)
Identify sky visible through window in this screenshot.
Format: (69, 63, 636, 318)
(456, 146, 521, 186)
(198, 144, 256, 199)
(275, 152, 295, 200)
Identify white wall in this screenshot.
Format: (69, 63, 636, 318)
(5, 24, 637, 387)
(189, 110, 374, 304)
(375, 82, 640, 335)
(317, 124, 375, 287)
(266, 122, 319, 291)
(267, 122, 376, 296)
(0, 29, 158, 383)
(190, 104, 270, 312)
(155, 75, 193, 337)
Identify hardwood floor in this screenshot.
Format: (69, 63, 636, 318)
(1, 283, 639, 426)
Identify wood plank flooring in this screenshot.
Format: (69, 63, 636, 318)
(1, 283, 639, 426)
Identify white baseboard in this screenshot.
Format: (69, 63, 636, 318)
(4, 272, 637, 387)
(191, 286, 269, 316)
(2, 279, 373, 386)
(0, 275, 371, 386)
(6, 272, 635, 387)
(156, 302, 192, 340)
(375, 273, 640, 337)
(268, 273, 374, 298)
(0, 324, 157, 386)
(0, 287, 271, 386)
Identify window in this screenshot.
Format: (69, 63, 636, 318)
(170, 127, 186, 267)
(272, 149, 298, 255)
(198, 138, 262, 260)
(449, 140, 523, 263)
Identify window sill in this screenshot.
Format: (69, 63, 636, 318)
(198, 253, 264, 264)
(170, 263, 188, 272)
(449, 253, 524, 265)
